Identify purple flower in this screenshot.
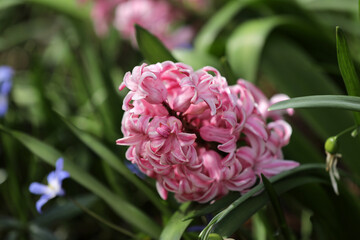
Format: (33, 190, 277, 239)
(29, 158, 70, 213)
(125, 161, 146, 179)
(0, 66, 14, 117)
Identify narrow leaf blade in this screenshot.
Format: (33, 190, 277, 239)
(269, 95, 360, 112)
(336, 26, 360, 125)
(57, 113, 169, 215)
(0, 126, 161, 238)
(160, 202, 193, 240)
(261, 174, 295, 240)
(194, 0, 254, 52)
(135, 25, 177, 63)
(199, 164, 327, 239)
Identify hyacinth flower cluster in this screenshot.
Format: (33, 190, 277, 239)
(0, 66, 14, 118)
(29, 158, 70, 213)
(80, 0, 209, 48)
(116, 61, 299, 203)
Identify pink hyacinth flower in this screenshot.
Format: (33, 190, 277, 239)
(117, 61, 299, 203)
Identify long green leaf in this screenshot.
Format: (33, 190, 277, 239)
(57, 113, 170, 216)
(262, 36, 360, 175)
(226, 15, 331, 82)
(160, 202, 193, 240)
(0, 126, 161, 238)
(0, 0, 23, 10)
(227, 17, 289, 82)
(212, 176, 327, 238)
(172, 49, 221, 70)
(261, 174, 295, 240)
(336, 26, 360, 125)
(194, 0, 257, 52)
(184, 192, 240, 221)
(300, 0, 358, 13)
(81, 42, 119, 141)
(33, 195, 97, 227)
(0, 19, 54, 51)
(135, 25, 177, 63)
(26, 0, 90, 20)
(199, 164, 327, 239)
(261, 36, 351, 135)
(269, 95, 360, 112)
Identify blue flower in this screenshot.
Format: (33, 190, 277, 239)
(125, 161, 146, 179)
(0, 66, 14, 117)
(29, 158, 70, 213)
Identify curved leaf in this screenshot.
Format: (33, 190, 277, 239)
(160, 202, 194, 240)
(261, 36, 350, 137)
(269, 95, 360, 112)
(194, 0, 257, 52)
(184, 192, 240, 221)
(336, 26, 360, 125)
(33, 195, 98, 227)
(57, 113, 170, 216)
(261, 175, 295, 240)
(226, 16, 324, 82)
(135, 25, 177, 63)
(26, 0, 90, 20)
(0, 0, 23, 10)
(261, 36, 360, 175)
(300, 0, 358, 13)
(0, 125, 161, 238)
(199, 164, 328, 239)
(172, 49, 221, 70)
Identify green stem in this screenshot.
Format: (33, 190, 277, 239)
(68, 197, 138, 239)
(335, 125, 358, 138)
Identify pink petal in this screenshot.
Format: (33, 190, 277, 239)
(156, 181, 168, 200)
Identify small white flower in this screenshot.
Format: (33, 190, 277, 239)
(325, 152, 341, 195)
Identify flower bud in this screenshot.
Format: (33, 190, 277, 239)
(324, 136, 339, 154)
(208, 233, 224, 240)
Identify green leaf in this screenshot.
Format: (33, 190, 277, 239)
(226, 17, 288, 82)
(160, 202, 194, 240)
(219, 57, 237, 85)
(269, 95, 360, 112)
(172, 49, 221, 70)
(184, 192, 240, 220)
(33, 195, 98, 227)
(0, 19, 54, 51)
(194, 0, 256, 52)
(199, 164, 328, 239)
(0, 125, 161, 238)
(0, 0, 23, 10)
(80, 42, 120, 141)
(336, 26, 360, 125)
(0, 217, 22, 230)
(261, 36, 351, 138)
(261, 174, 295, 240)
(57, 113, 170, 216)
(26, 0, 90, 20)
(135, 25, 177, 63)
(300, 0, 358, 13)
(29, 224, 57, 240)
(262, 36, 360, 175)
(226, 16, 328, 82)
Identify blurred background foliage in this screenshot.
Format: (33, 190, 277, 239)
(1, 0, 360, 239)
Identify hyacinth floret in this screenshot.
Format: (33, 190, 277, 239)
(29, 158, 70, 213)
(117, 61, 299, 203)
